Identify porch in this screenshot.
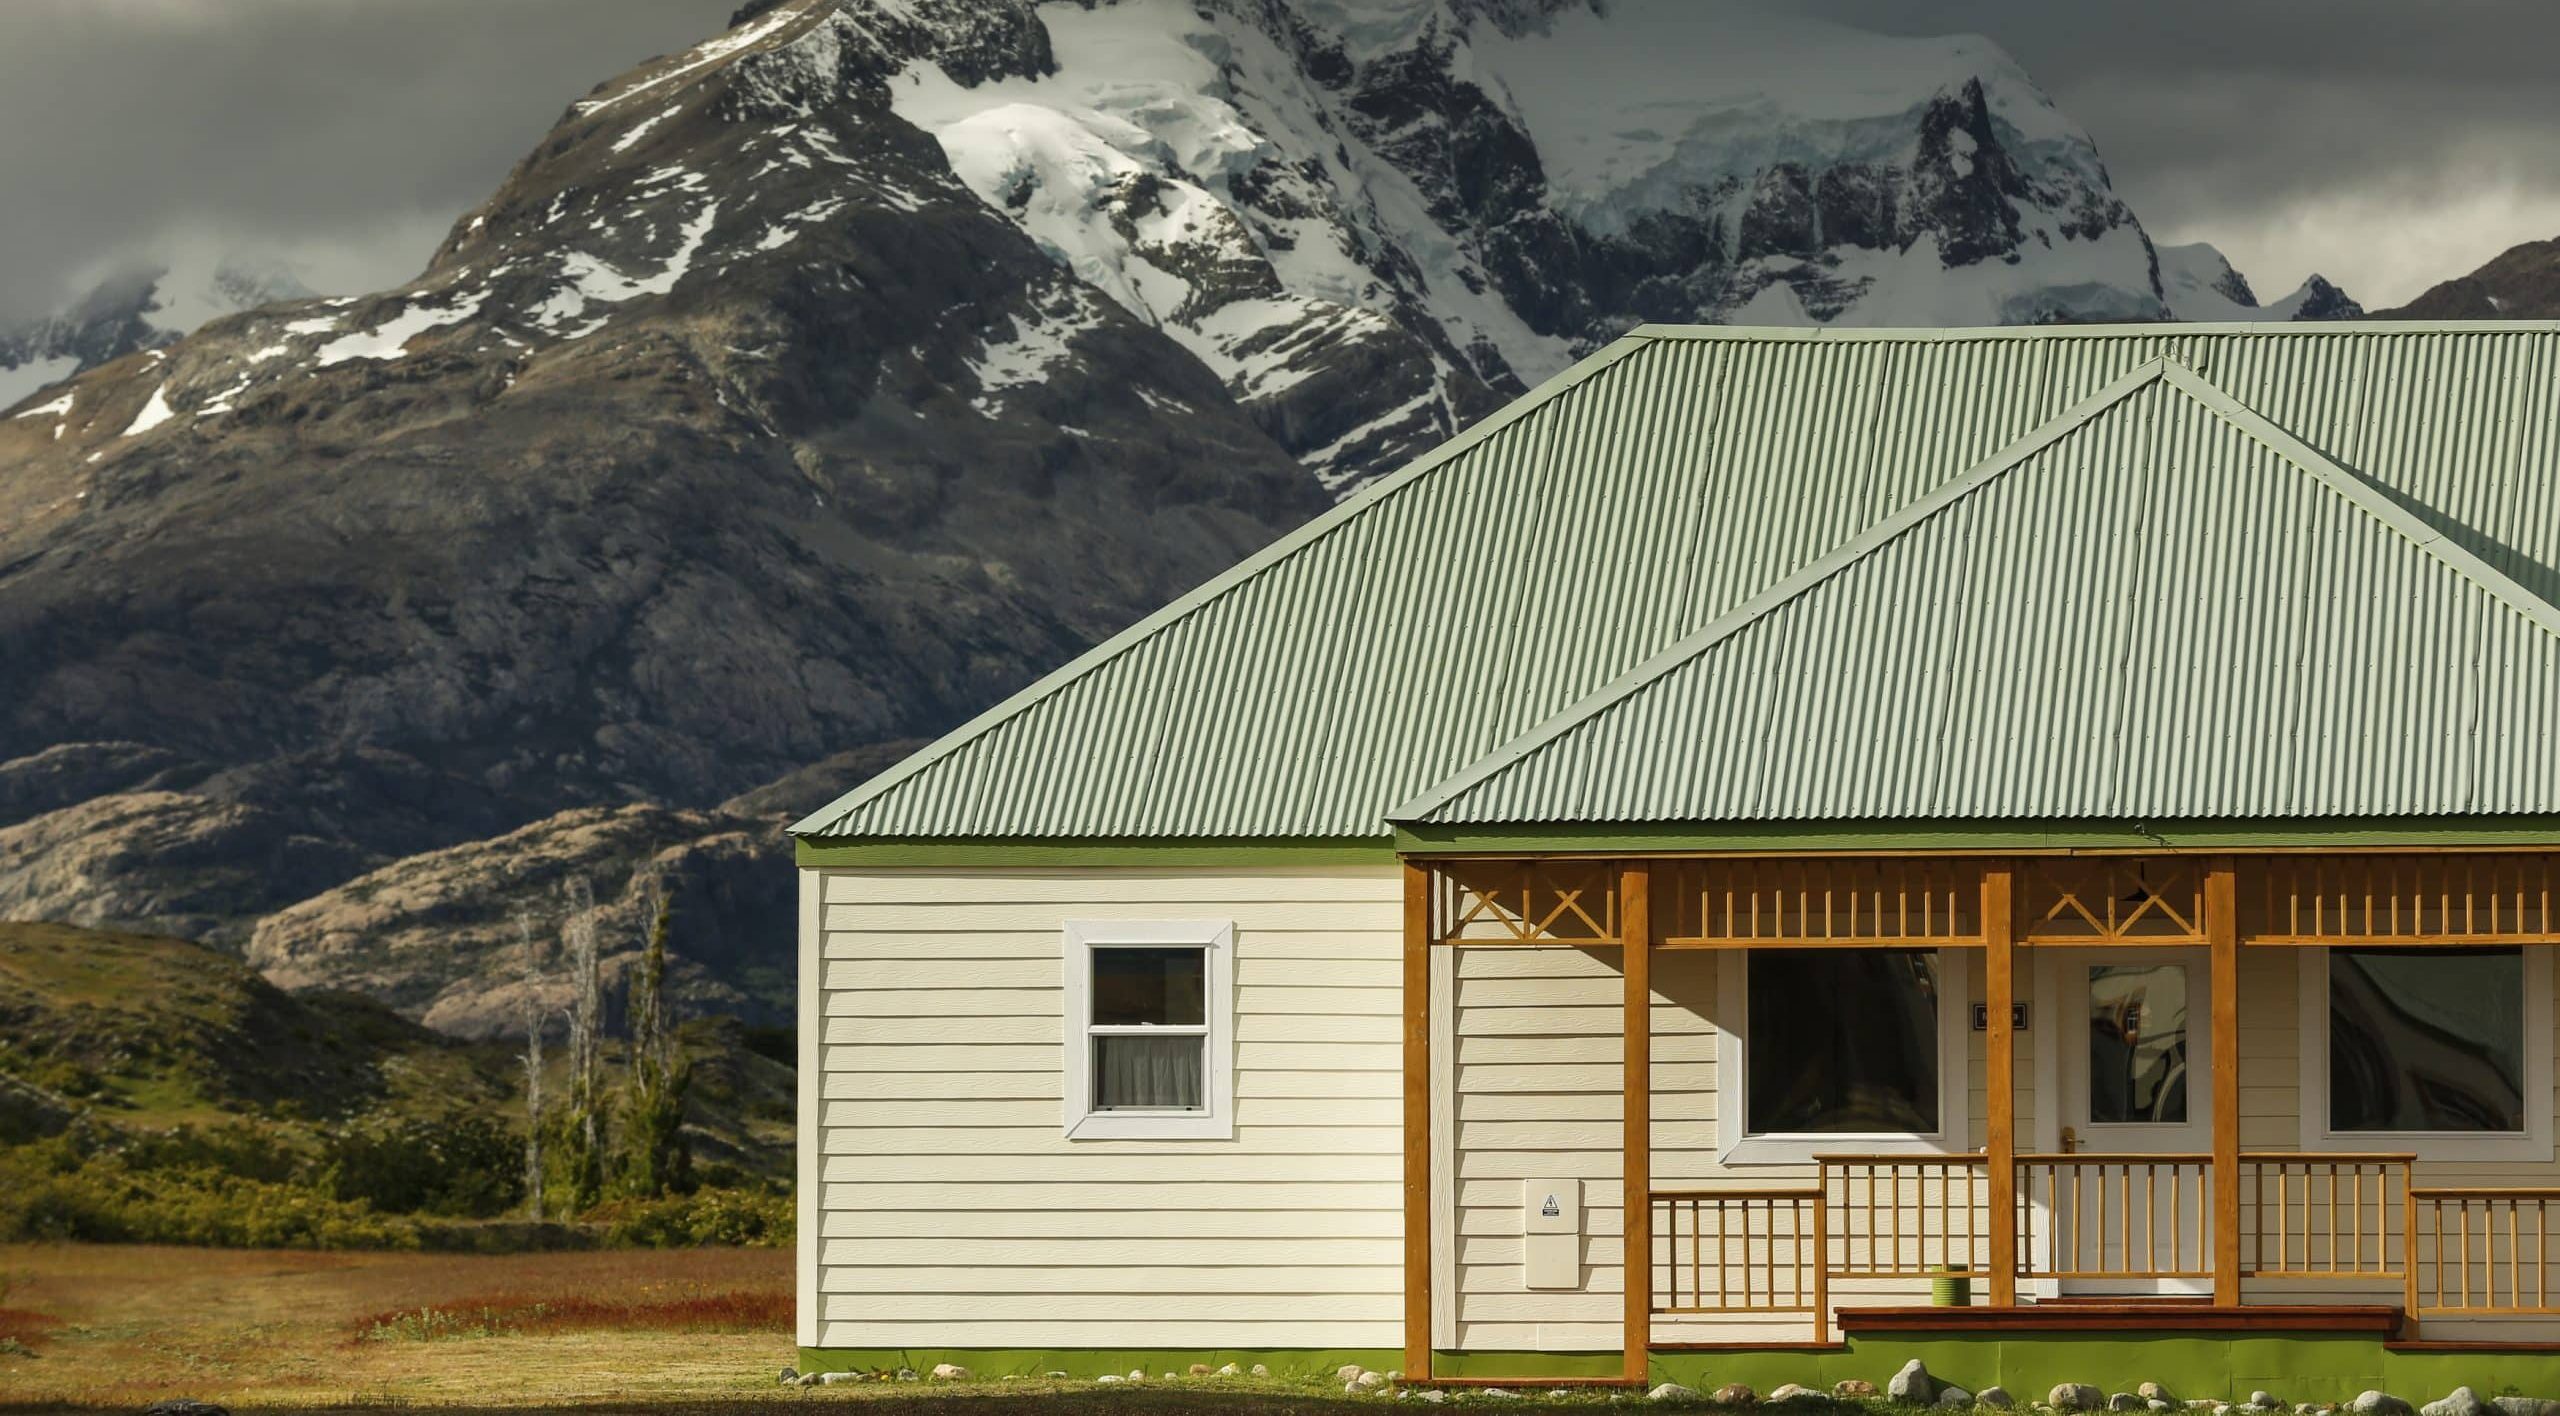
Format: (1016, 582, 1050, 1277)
(1397, 850, 2560, 1379)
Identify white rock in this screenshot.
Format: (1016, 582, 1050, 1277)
(1360, 1373, 1392, 1391)
(2348, 1395, 2413, 1416)
(1046, 1371, 1068, 1379)
(2250, 1398, 2280, 1413)
(2053, 1388, 2105, 1413)
(1343, 1365, 1372, 1383)
(1096, 1374, 1123, 1384)
(1977, 1389, 2012, 1410)
(1772, 1385, 1831, 1405)
(1484, 1390, 1523, 1401)
(1652, 1384, 1702, 1402)
(1253, 1365, 1271, 1377)
(2423, 1391, 2490, 1416)
(931, 1364, 971, 1381)
(1891, 1360, 1936, 1404)
(1219, 1364, 1242, 1377)
(1939, 1390, 1976, 1409)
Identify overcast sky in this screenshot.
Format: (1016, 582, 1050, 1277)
(2, 0, 2555, 324)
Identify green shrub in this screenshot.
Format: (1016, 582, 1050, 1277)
(591, 1187, 792, 1248)
(314, 1111, 524, 1218)
(0, 1140, 420, 1249)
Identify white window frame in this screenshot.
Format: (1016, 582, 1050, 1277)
(1061, 919, 1235, 1141)
(1716, 947, 1971, 1166)
(2294, 944, 2553, 1163)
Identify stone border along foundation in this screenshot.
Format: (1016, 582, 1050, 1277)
(777, 1358, 2560, 1415)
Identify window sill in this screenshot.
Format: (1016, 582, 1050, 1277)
(1719, 1134, 1965, 1167)
(1065, 1111, 1234, 1141)
(2294, 1130, 2553, 1165)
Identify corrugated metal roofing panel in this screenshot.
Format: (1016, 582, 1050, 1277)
(1401, 366, 2560, 825)
(797, 323, 2560, 841)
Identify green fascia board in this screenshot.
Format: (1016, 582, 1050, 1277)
(796, 836, 1397, 868)
(795, 1340, 2560, 1401)
(1396, 818, 2560, 856)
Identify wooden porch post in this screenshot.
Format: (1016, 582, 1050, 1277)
(1403, 859, 1432, 1380)
(1983, 864, 2019, 1307)
(1621, 861, 1652, 1385)
(2207, 856, 2242, 1306)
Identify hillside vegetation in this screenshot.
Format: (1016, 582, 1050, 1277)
(0, 921, 793, 1249)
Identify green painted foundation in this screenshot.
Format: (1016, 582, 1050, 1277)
(799, 1340, 2560, 1400)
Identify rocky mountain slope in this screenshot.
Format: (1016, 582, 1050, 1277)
(2379, 235, 2560, 319)
(0, 0, 2366, 1035)
(0, 256, 314, 408)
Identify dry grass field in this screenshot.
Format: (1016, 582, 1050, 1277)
(0, 1242, 800, 1410)
(0, 1243, 1611, 1413)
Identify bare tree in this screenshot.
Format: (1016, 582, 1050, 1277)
(516, 911, 547, 1222)
(559, 875, 607, 1209)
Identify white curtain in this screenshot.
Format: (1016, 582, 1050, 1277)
(1095, 1035, 1203, 1110)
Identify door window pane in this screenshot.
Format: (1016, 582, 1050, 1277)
(1093, 1035, 1205, 1110)
(1092, 947, 1205, 1026)
(1747, 950, 1940, 1134)
(2086, 963, 2190, 1124)
(2330, 948, 2524, 1133)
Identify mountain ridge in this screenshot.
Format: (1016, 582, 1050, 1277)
(0, 0, 2402, 1035)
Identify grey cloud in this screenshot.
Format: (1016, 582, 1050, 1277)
(0, 0, 739, 323)
(3, 0, 2553, 321)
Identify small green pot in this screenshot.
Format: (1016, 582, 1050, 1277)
(1930, 1263, 1972, 1307)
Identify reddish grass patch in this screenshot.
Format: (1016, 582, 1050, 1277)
(351, 1287, 789, 1342)
(0, 1306, 63, 1352)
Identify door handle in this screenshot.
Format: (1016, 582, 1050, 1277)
(2060, 1125, 2079, 1155)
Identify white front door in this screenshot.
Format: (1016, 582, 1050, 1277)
(2040, 948, 2215, 1295)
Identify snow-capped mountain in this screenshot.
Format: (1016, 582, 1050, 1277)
(0, 255, 314, 408)
(2154, 241, 2362, 322)
(872, 0, 2188, 488)
(0, 0, 2368, 1025)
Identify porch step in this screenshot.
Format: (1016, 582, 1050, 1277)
(1836, 1304, 2403, 1336)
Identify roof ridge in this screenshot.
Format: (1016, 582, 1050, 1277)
(2156, 361, 2560, 644)
(790, 332, 1662, 838)
(1386, 356, 2177, 824)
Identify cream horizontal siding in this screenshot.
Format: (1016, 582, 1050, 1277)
(812, 869, 2560, 1355)
(810, 865, 1405, 1352)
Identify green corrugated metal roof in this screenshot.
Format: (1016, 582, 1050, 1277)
(1390, 359, 2560, 825)
(794, 323, 2560, 842)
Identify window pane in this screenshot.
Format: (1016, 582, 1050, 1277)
(1094, 1034, 1205, 1110)
(2330, 948, 2524, 1133)
(1747, 950, 1939, 1134)
(2087, 964, 2190, 1124)
(1092, 947, 1205, 1026)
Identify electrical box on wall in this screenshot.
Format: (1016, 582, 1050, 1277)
(1522, 1180, 1581, 1290)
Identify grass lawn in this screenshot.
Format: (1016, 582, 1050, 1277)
(0, 1243, 1617, 1413)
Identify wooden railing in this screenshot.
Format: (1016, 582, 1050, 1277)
(1651, 1156, 2560, 1337)
(1651, 1189, 1826, 1334)
(2017, 1153, 2214, 1281)
(2245, 1154, 2412, 1280)
(1819, 1156, 1989, 1278)
(2412, 1189, 2560, 1316)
